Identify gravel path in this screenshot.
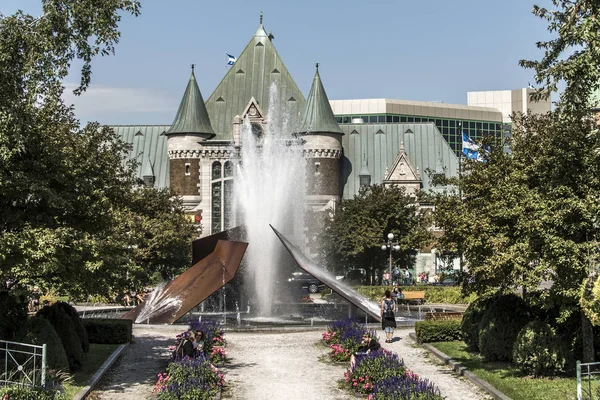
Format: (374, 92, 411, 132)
(220, 330, 352, 400)
(89, 325, 182, 400)
(89, 325, 489, 400)
(381, 327, 491, 400)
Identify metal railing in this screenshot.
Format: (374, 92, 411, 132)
(577, 360, 600, 400)
(1, 340, 46, 388)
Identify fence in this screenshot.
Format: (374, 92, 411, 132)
(577, 360, 600, 400)
(1, 340, 46, 388)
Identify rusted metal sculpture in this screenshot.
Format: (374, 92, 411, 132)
(123, 239, 248, 324)
(270, 224, 382, 321)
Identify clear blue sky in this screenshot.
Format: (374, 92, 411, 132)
(2, 0, 554, 125)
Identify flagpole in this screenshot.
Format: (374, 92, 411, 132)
(458, 123, 464, 277)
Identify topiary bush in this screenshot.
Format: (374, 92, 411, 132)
(0, 290, 28, 340)
(415, 320, 462, 343)
(54, 302, 89, 353)
(513, 320, 566, 376)
(478, 293, 530, 361)
(37, 303, 84, 370)
(460, 295, 497, 351)
(16, 316, 69, 372)
(83, 319, 132, 344)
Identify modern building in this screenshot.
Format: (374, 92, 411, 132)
(467, 88, 551, 124)
(110, 18, 542, 275)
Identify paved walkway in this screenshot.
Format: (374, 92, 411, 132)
(89, 325, 489, 400)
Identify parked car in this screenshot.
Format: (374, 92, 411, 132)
(287, 271, 326, 293)
(345, 269, 367, 285)
(433, 277, 458, 286)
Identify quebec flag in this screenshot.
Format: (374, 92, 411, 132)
(226, 53, 237, 66)
(462, 132, 484, 161)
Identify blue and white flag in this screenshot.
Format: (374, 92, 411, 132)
(527, 82, 535, 89)
(462, 132, 484, 161)
(226, 52, 237, 66)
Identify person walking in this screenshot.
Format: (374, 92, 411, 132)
(381, 289, 397, 343)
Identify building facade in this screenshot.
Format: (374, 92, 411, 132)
(112, 19, 544, 276)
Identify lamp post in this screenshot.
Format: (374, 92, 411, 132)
(381, 233, 401, 282)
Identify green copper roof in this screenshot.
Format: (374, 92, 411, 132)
(166, 68, 215, 137)
(111, 125, 171, 189)
(298, 66, 343, 135)
(359, 151, 370, 176)
(205, 20, 305, 139)
(340, 122, 458, 199)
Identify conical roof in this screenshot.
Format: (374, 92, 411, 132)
(297, 65, 343, 135)
(166, 67, 215, 137)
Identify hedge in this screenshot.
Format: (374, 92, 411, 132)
(356, 285, 476, 305)
(460, 295, 498, 351)
(83, 319, 132, 344)
(415, 320, 462, 343)
(54, 302, 89, 353)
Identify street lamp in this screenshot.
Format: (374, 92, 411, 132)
(381, 233, 401, 283)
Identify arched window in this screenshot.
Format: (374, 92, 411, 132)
(211, 160, 234, 233)
(212, 161, 221, 180)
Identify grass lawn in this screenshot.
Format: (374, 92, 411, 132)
(431, 341, 577, 400)
(63, 343, 120, 398)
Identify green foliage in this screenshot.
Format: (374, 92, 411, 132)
(460, 295, 498, 351)
(356, 285, 475, 304)
(54, 302, 89, 353)
(83, 319, 132, 344)
(16, 316, 69, 372)
(344, 351, 406, 394)
(0, 290, 28, 340)
(0, 1, 196, 300)
(581, 274, 600, 327)
(519, 1, 600, 116)
(479, 294, 530, 361)
(155, 358, 224, 399)
(415, 320, 462, 343)
(0, 386, 66, 400)
(513, 320, 566, 377)
(317, 184, 430, 277)
(37, 303, 84, 370)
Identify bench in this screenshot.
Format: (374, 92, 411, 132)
(399, 291, 425, 305)
(425, 312, 463, 321)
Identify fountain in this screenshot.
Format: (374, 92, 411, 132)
(232, 83, 306, 316)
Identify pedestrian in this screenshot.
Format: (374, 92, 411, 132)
(382, 271, 391, 286)
(381, 289, 397, 343)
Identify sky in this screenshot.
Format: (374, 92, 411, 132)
(2, 0, 554, 125)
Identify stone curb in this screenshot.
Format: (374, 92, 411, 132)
(73, 342, 129, 400)
(409, 333, 511, 400)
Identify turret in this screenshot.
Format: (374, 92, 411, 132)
(167, 65, 215, 203)
(298, 64, 344, 199)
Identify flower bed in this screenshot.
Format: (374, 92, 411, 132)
(322, 318, 377, 362)
(323, 318, 444, 399)
(155, 320, 227, 399)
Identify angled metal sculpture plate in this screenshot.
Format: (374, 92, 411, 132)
(123, 239, 248, 324)
(270, 225, 381, 321)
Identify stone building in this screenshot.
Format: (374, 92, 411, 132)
(112, 17, 516, 275)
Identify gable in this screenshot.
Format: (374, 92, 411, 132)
(385, 147, 420, 182)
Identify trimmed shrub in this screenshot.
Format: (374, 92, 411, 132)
(478, 293, 530, 361)
(0, 290, 28, 340)
(83, 319, 132, 344)
(0, 386, 66, 400)
(37, 303, 84, 370)
(513, 320, 566, 376)
(16, 316, 69, 372)
(356, 285, 476, 304)
(415, 320, 462, 343)
(460, 295, 497, 351)
(54, 302, 89, 353)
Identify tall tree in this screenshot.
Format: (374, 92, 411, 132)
(318, 184, 430, 283)
(1, 1, 196, 299)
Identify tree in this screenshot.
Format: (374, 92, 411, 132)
(318, 184, 430, 283)
(0, 1, 196, 299)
